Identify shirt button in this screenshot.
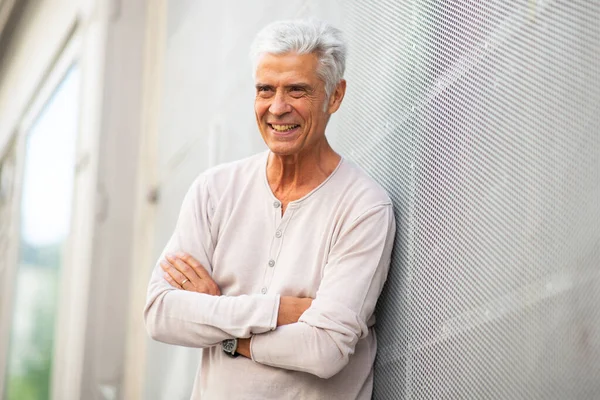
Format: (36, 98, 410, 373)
(275, 230, 282, 238)
(261, 287, 267, 294)
(273, 201, 281, 208)
(268, 259, 275, 267)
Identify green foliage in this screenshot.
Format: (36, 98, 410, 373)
(4, 265, 59, 400)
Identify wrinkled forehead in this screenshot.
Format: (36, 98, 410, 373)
(254, 52, 323, 85)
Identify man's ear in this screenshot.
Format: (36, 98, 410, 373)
(327, 79, 347, 114)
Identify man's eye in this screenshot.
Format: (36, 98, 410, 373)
(257, 87, 273, 96)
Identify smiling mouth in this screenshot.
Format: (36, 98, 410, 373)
(268, 123, 300, 133)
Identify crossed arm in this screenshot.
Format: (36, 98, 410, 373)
(143, 179, 395, 378)
(160, 252, 312, 358)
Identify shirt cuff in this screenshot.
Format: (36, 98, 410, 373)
(268, 293, 280, 331)
(247, 293, 280, 335)
(250, 294, 280, 361)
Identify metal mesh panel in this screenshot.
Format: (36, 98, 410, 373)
(154, 0, 599, 397)
(335, 1, 600, 398)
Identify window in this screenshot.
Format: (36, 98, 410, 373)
(4, 64, 80, 400)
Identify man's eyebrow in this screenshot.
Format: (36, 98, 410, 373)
(255, 83, 274, 90)
(285, 83, 312, 90)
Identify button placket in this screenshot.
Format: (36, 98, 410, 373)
(262, 202, 295, 295)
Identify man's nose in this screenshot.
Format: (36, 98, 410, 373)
(269, 92, 292, 116)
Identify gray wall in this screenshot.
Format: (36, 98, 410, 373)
(145, 1, 600, 399)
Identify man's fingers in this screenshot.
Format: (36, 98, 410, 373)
(173, 257, 198, 280)
(168, 253, 203, 284)
(163, 254, 221, 295)
(173, 252, 221, 295)
(166, 254, 201, 289)
(161, 261, 188, 288)
(163, 272, 182, 289)
(176, 252, 211, 279)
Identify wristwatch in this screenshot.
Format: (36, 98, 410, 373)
(222, 338, 239, 358)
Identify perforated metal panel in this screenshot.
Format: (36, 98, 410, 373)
(335, 1, 600, 399)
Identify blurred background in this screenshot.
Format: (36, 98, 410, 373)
(0, 0, 598, 399)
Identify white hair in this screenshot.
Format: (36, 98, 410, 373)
(250, 18, 347, 99)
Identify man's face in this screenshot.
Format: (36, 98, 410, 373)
(254, 52, 343, 157)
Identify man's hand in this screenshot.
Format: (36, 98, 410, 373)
(236, 298, 312, 359)
(237, 338, 252, 358)
(161, 252, 221, 295)
(277, 296, 313, 326)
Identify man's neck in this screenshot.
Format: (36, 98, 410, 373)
(266, 141, 341, 208)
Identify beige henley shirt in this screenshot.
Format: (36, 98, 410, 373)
(144, 150, 396, 399)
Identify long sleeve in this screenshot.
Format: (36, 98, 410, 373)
(250, 203, 396, 378)
(144, 176, 280, 348)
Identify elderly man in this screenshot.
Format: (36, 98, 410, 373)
(144, 19, 395, 399)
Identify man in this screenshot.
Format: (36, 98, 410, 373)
(144, 19, 395, 399)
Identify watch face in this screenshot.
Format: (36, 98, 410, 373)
(223, 340, 235, 353)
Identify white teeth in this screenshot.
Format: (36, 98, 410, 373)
(271, 124, 299, 132)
